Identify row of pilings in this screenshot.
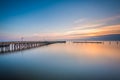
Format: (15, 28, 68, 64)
(0, 41, 66, 53)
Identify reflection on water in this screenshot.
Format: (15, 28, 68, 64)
(0, 41, 120, 80)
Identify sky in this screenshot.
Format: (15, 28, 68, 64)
(0, 0, 120, 41)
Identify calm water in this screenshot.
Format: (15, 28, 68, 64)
(0, 41, 120, 80)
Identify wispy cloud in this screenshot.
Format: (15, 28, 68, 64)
(72, 23, 105, 30)
(72, 15, 120, 30)
(24, 15, 120, 40)
(66, 24, 120, 38)
(1, 15, 120, 41)
(96, 15, 120, 23)
(73, 18, 86, 24)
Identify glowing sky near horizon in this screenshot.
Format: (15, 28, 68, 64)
(0, 0, 120, 41)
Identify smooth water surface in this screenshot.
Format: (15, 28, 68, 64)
(0, 41, 120, 80)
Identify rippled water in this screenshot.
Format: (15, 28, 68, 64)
(0, 41, 120, 80)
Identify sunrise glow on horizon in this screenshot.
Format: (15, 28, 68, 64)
(0, 0, 120, 41)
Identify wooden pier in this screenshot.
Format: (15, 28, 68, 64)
(0, 41, 66, 53)
(73, 41, 102, 43)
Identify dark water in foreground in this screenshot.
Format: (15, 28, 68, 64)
(0, 41, 120, 80)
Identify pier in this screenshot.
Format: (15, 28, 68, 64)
(73, 41, 103, 43)
(0, 41, 66, 53)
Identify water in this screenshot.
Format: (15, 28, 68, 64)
(0, 41, 120, 80)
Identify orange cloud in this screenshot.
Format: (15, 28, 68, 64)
(8, 15, 120, 41)
(67, 24, 120, 38)
(24, 24, 120, 41)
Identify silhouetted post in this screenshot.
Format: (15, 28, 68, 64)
(102, 41, 104, 44)
(109, 41, 111, 44)
(116, 41, 118, 45)
(21, 37, 24, 41)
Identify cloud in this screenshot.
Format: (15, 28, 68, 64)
(23, 15, 120, 40)
(74, 18, 86, 24)
(72, 23, 105, 30)
(66, 24, 120, 38)
(1, 15, 120, 41)
(96, 15, 120, 23)
(72, 15, 120, 30)
(58, 15, 119, 39)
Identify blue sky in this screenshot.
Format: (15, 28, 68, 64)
(0, 0, 120, 41)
